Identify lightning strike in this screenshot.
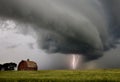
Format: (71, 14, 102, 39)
(72, 55, 79, 69)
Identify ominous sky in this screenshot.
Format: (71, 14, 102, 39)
(0, 0, 120, 70)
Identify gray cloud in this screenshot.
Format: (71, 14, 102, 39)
(0, 0, 120, 61)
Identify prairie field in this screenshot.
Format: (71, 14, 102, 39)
(0, 69, 120, 82)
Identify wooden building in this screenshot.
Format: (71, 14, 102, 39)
(18, 59, 38, 71)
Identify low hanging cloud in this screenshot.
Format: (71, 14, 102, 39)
(0, 0, 120, 61)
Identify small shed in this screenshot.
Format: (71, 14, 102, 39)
(18, 59, 38, 71)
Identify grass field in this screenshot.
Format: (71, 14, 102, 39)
(0, 69, 120, 82)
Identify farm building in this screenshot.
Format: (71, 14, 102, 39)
(18, 59, 38, 71)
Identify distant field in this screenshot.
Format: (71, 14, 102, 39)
(0, 69, 120, 82)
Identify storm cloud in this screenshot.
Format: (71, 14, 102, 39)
(0, 0, 120, 61)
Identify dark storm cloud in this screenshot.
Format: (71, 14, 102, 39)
(0, 0, 120, 60)
(101, 0, 120, 50)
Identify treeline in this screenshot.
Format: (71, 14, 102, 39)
(0, 62, 17, 71)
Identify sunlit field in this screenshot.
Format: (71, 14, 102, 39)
(0, 69, 120, 82)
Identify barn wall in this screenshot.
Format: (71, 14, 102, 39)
(26, 67, 37, 70)
(18, 61, 27, 70)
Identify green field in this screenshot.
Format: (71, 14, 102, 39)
(0, 69, 120, 82)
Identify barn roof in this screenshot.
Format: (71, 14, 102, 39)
(21, 59, 37, 68)
(26, 61, 37, 68)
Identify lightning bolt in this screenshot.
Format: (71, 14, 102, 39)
(72, 55, 79, 69)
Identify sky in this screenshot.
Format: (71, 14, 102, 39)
(0, 0, 120, 70)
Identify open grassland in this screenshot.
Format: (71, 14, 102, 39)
(0, 69, 120, 82)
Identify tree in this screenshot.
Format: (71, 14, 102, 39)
(2, 63, 17, 71)
(0, 64, 2, 71)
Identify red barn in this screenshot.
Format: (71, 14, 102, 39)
(18, 59, 38, 71)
